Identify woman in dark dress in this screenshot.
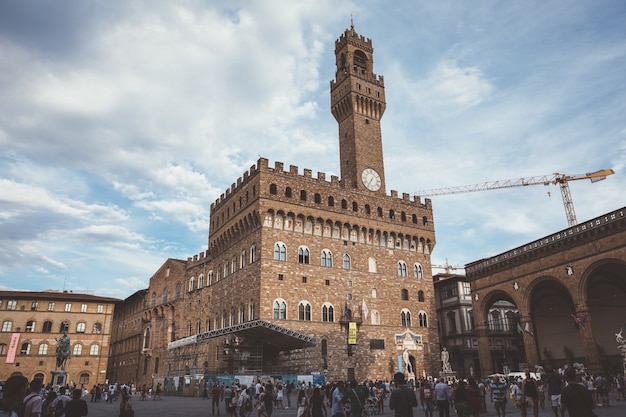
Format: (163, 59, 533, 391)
(310, 387, 327, 417)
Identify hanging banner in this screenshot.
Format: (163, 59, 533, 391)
(6, 333, 21, 363)
(348, 322, 357, 345)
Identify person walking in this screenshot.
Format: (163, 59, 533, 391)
(310, 387, 327, 417)
(522, 373, 538, 417)
(331, 381, 345, 417)
(434, 378, 451, 417)
(561, 368, 595, 417)
(389, 372, 417, 417)
(345, 381, 365, 417)
(419, 379, 435, 417)
(490, 377, 508, 417)
(63, 389, 88, 417)
(23, 379, 44, 417)
(296, 389, 309, 417)
(466, 378, 481, 417)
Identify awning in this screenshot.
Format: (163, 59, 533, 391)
(168, 320, 316, 351)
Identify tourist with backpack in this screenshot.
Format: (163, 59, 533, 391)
(52, 388, 70, 417)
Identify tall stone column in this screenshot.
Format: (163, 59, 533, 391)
(574, 304, 602, 374)
(476, 323, 493, 377)
(520, 316, 539, 367)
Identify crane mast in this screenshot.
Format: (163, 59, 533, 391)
(415, 169, 614, 227)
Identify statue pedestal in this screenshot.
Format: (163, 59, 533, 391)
(51, 370, 67, 387)
(439, 370, 456, 382)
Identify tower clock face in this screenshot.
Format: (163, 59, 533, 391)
(361, 168, 381, 191)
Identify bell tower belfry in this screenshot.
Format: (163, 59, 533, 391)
(331, 24, 387, 194)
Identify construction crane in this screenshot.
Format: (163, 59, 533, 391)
(432, 258, 464, 274)
(415, 169, 615, 227)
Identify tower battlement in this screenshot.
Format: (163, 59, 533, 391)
(335, 29, 372, 52)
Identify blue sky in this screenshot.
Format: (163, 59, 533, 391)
(1, 0, 624, 299)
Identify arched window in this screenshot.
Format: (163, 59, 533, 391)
(1, 320, 12, 332)
(154, 357, 160, 374)
(419, 312, 428, 327)
(300, 190, 307, 201)
(328, 196, 334, 206)
(321, 250, 333, 267)
(20, 343, 31, 355)
(38, 343, 48, 355)
(89, 344, 99, 356)
(401, 289, 409, 300)
(76, 322, 86, 333)
(401, 310, 412, 327)
(163, 288, 169, 303)
(298, 302, 312, 321)
(389, 209, 395, 219)
(322, 304, 334, 322)
(341, 199, 348, 209)
(93, 323, 102, 334)
(343, 254, 351, 270)
(368, 257, 377, 273)
(175, 283, 181, 300)
(269, 184, 277, 194)
(371, 310, 380, 325)
(143, 328, 151, 349)
(418, 290, 425, 302)
(250, 245, 257, 263)
(198, 275, 204, 289)
(73, 344, 83, 356)
(298, 246, 310, 264)
(273, 300, 287, 319)
(188, 277, 195, 292)
(365, 204, 371, 215)
(352, 202, 358, 212)
(397, 261, 408, 277)
(423, 216, 429, 226)
(314, 193, 321, 204)
(43, 321, 52, 333)
(377, 207, 383, 217)
(285, 187, 292, 198)
(274, 243, 286, 261)
(412, 214, 418, 224)
(353, 50, 367, 68)
(151, 292, 156, 307)
(401, 212, 407, 222)
(413, 263, 423, 279)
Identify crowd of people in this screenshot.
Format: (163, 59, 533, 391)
(0, 377, 134, 417)
(203, 377, 394, 417)
(1, 369, 624, 417)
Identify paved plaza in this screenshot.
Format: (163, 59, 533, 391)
(85, 392, 626, 417)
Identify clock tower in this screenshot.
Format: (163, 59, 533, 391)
(331, 24, 387, 194)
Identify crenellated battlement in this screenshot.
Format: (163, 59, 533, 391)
(187, 249, 211, 267)
(211, 157, 430, 213)
(335, 29, 372, 52)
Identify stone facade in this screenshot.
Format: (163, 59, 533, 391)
(434, 273, 520, 378)
(109, 26, 441, 387)
(107, 289, 147, 385)
(0, 290, 117, 386)
(467, 207, 626, 376)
